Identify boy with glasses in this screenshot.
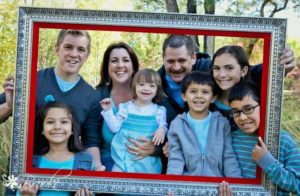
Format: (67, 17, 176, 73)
(227, 80, 300, 195)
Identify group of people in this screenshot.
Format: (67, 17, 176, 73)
(1, 29, 299, 196)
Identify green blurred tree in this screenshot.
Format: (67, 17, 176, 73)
(0, 0, 18, 84)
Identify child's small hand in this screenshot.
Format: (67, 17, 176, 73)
(100, 98, 112, 111)
(166, 191, 174, 196)
(252, 137, 268, 163)
(163, 142, 169, 158)
(19, 182, 39, 196)
(218, 181, 232, 196)
(152, 127, 165, 146)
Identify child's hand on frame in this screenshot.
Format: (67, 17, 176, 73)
(19, 182, 39, 196)
(252, 137, 268, 163)
(218, 181, 232, 196)
(100, 98, 112, 111)
(152, 127, 165, 146)
(75, 187, 93, 196)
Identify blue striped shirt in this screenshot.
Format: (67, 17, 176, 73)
(232, 129, 257, 178)
(232, 130, 300, 195)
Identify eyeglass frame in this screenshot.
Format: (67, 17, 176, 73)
(230, 104, 260, 118)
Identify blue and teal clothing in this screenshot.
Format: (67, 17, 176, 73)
(101, 101, 167, 174)
(231, 129, 257, 178)
(232, 130, 300, 195)
(111, 112, 162, 173)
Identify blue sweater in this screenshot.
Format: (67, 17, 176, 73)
(167, 112, 242, 177)
(232, 130, 300, 195)
(36, 68, 101, 148)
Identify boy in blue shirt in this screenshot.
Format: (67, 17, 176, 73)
(227, 80, 300, 195)
(167, 71, 241, 177)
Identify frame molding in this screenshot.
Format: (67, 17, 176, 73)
(10, 7, 286, 195)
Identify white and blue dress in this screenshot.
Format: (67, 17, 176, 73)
(101, 100, 167, 174)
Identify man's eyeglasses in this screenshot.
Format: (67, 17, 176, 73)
(231, 104, 259, 118)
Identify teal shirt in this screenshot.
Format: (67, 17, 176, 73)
(231, 129, 257, 178)
(17, 156, 74, 196)
(38, 156, 74, 196)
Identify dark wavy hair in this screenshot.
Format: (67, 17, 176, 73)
(34, 102, 85, 155)
(96, 42, 139, 90)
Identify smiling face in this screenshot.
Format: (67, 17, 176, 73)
(230, 95, 260, 134)
(108, 48, 134, 86)
(42, 107, 73, 146)
(163, 45, 196, 83)
(213, 53, 248, 92)
(135, 82, 158, 105)
(55, 34, 89, 81)
(182, 82, 214, 119)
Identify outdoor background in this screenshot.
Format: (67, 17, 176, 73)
(0, 0, 300, 194)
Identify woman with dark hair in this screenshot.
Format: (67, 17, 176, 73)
(96, 42, 156, 171)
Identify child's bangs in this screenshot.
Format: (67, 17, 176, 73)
(137, 73, 156, 84)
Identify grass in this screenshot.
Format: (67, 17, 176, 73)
(0, 118, 12, 195)
(281, 93, 300, 144)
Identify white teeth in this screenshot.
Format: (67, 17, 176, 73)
(115, 71, 126, 75)
(241, 122, 252, 128)
(69, 60, 78, 64)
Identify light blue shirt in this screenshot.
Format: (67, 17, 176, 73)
(54, 71, 80, 92)
(187, 112, 212, 153)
